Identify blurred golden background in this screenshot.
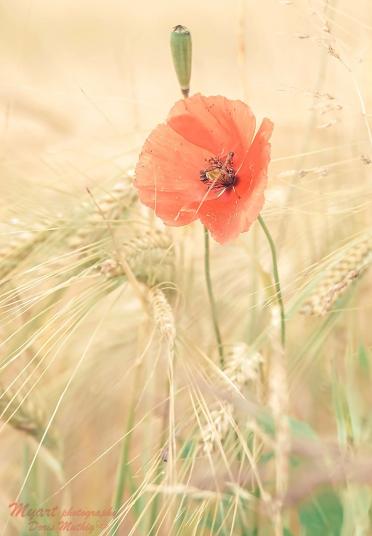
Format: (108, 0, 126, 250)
(0, 1, 371, 534)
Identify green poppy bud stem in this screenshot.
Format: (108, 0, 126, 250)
(170, 25, 192, 98)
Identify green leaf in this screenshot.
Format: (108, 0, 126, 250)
(289, 417, 318, 440)
(358, 343, 369, 373)
(299, 490, 343, 535)
(180, 439, 196, 459)
(258, 414, 318, 442)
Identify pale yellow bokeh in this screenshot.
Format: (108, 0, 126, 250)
(0, 1, 371, 534)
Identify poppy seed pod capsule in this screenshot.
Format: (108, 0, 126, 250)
(170, 25, 192, 98)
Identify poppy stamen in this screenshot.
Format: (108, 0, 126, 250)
(200, 151, 238, 194)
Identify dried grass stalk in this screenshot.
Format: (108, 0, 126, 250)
(267, 307, 289, 535)
(268, 341, 289, 497)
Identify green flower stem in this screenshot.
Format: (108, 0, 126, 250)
(204, 226, 224, 365)
(258, 215, 286, 347)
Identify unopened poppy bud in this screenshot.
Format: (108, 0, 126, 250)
(170, 25, 192, 98)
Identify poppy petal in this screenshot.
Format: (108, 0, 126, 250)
(199, 118, 273, 244)
(237, 118, 274, 197)
(138, 187, 199, 226)
(134, 95, 273, 244)
(198, 179, 265, 244)
(168, 94, 256, 160)
(135, 123, 222, 224)
(135, 123, 211, 195)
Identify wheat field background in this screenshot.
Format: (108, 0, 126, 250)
(0, 0, 371, 535)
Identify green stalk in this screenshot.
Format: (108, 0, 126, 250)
(257, 215, 286, 347)
(204, 226, 224, 365)
(21, 444, 39, 536)
(111, 359, 143, 536)
(110, 408, 135, 536)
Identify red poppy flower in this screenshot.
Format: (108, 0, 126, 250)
(134, 94, 273, 244)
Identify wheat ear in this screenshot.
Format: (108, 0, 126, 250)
(0, 385, 58, 450)
(0, 227, 49, 282)
(65, 181, 137, 251)
(200, 343, 263, 455)
(100, 229, 173, 286)
(301, 233, 372, 316)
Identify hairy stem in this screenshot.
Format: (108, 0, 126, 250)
(204, 226, 224, 365)
(258, 215, 286, 347)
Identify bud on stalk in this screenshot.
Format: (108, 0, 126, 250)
(170, 25, 192, 98)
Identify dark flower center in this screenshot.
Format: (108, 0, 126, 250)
(200, 151, 238, 192)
